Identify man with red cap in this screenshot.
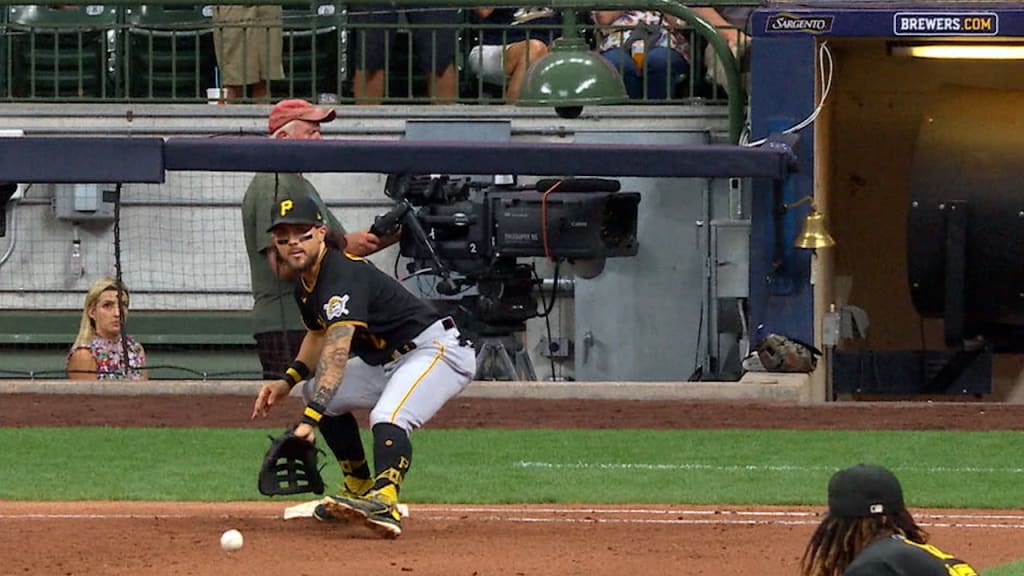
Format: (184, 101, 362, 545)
(265, 98, 336, 137)
(242, 99, 395, 505)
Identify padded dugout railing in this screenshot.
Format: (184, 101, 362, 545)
(0, 133, 792, 379)
(0, 135, 793, 182)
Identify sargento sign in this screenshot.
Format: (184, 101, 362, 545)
(765, 13, 835, 34)
(894, 12, 998, 36)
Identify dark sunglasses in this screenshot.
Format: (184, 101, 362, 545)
(273, 228, 316, 246)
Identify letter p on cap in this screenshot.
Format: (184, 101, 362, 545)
(280, 199, 293, 216)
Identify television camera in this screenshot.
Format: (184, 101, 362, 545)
(372, 173, 641, 338)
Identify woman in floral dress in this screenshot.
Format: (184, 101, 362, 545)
(66, 277, 147, 380)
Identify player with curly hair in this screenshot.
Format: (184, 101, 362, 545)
(801, 464, 977, 576)
(252, 194, 475, 538)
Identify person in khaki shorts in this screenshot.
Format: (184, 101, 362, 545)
(213, 5, 285, 100)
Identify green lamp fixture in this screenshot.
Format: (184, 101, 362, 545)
(518, 10, 628, 118)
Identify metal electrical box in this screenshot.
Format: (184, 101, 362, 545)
(711, 220, 750, 299)
(709, 219, 751, 378)
(53, 183, 116, 222)
(573, 129, 710, 381)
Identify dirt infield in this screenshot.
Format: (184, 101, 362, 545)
(5, 393, 1024, 430)
(3, 501, 1023, 576)
(2, 395, 1023, 574)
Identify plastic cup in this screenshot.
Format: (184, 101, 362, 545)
(206, 87, 226, 105)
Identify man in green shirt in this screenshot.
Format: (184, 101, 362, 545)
(243, 99, 399, 507)
(241, 99, 391, 380)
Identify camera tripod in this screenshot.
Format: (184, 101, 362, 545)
(474, 334, 537, 381)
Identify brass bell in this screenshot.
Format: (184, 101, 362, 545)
(794, 206, 836, 249)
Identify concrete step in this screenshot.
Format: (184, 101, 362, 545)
(0, 102, 733, 139)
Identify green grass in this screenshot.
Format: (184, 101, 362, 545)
(2, 427, 1023, 508)
(985, 560, 1024, 576)
(3, 426, 1021, 573)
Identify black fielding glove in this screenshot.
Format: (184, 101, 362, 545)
(257, 427, 325, 496)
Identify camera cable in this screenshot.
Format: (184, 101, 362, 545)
(540, 179, 563, 261)
(532, 261, 562, 380)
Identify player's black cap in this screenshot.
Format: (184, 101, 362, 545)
(828, 464, 905, 517)
(267, 195, 324, 232)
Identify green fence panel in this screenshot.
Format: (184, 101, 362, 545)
(0, 310, 252, 346)
(123, 4, 216, 100)
(7, 4, 119, 99)
(268, 1, 343, 102)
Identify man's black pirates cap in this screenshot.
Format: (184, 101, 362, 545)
(267, 195, 324, 232)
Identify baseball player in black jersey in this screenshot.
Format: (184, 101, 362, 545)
(801, 464, 977, 576)
(252, 194, 475, 538)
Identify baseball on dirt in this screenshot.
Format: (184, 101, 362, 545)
(220, 529, 244, 552)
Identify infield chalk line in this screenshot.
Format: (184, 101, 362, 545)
(417, 516, 1024, 529)
(515, 461, 1024, 475)
(440, 507, 1024, 521)
(3, 507, 1024, 529)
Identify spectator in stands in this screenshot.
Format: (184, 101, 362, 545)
(801, 464, 978, 576)
(592, 10, 690, 100)
(241, 99, 395, 380)
(467, 7, 560, 104)
(691, 6, 753, 96)
(66, 277, 147, 380)
(212, 5, 284, 100)
(347, 6, 460, 104)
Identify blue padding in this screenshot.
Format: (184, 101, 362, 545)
(0, 137, 165, 183)
(164, 138, 791, 180)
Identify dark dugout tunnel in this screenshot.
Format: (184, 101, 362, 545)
(832, 85, 1021, 396)
(907, 85, 1024, 353)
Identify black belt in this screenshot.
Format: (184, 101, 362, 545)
(390, 317, 456, 360)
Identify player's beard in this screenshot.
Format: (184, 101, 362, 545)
(274, 246, 315, 277)
(287, 249, 317, 274)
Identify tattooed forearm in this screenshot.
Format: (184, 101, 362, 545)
(312, 323, 354, 407)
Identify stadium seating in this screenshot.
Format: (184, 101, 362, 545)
(7, 5, 118, 98)
(123, 4, 216, 100)
(269, 2, 341, 101)
(0, 7, 8, 97)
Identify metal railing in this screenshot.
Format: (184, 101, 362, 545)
(0, 0, 756, 139)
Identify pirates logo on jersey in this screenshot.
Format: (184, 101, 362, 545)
(324, 294, 351, 320)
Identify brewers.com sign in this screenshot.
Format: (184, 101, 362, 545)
(893, 12, 999, 35)
(761, 10, 1003, 37)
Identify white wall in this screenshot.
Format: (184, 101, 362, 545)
(0, 103, 731, 381)
(0, 172, 393, 311)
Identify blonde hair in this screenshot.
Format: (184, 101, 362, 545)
(72, 277, 130, 349)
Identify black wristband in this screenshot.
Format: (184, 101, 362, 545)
(283, 360, 311, 389)
(300, 402, 327, 426)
